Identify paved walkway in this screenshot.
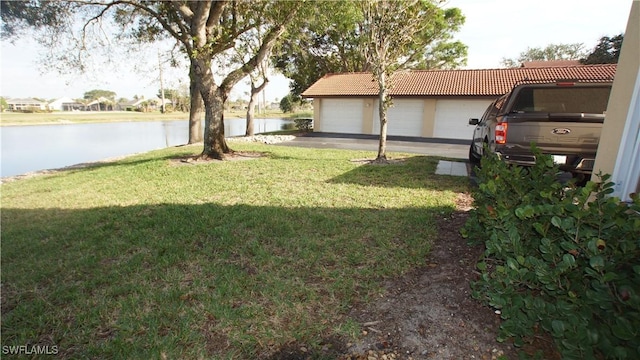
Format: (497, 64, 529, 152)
(435, 160, 471, 177)
(277, 132, 472, 177)
(277, 132, 470, 159)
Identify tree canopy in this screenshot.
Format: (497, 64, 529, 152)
(273, 0, 466, 97)
(501, 43, 586, 68)
(581, 34, 624, 64)
(84, 89, 117, 101)
(273, 1, 366, 97)
(0, 1, 69, 40)
(0, 97, 8, 112)
(279, 94, 297, 113)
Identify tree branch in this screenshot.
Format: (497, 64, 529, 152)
(174, 1, 193, 19)
(224, 0, 301, 90)
(251, 77, 269, 94)
(78, 0, 193, 55)
(221, 21, 287, 91)
(206, 1, 226, 33)
(190, 1, 210, 49)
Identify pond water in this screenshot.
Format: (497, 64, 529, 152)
(1, 118, 293, 177)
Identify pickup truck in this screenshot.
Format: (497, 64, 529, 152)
(468, 80, 613, 178)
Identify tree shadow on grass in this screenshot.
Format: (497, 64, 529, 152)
(1, 202, 454, 359)
(327, 155, 469, 191)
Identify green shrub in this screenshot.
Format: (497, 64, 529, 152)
(462, 148, 640, 359)
(280, 94, 297, 113)
(294, 118, 313, 132)
(282, 122, 296, 130)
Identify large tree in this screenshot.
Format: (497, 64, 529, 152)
(361, 0, 466, 162)
(82, 89, 116, 111)
(111, 1, 300, 159)
(501, 43, 586, 68)
(274, 0, 466, 98)
(1, 1, 300, 159)
(84, 89, 117, 101)
(581, 34, 624, 64)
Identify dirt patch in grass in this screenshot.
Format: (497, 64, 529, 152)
(350, 158, 408, 165)
(339, 193, 518, 360)
(169, 151, 266, 166)
(337, 192, 560, 360)
(266, 193, 558, 360)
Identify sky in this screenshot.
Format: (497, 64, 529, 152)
(0, 0, 633, 103)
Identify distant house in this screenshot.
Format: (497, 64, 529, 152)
(86, 97, 114, 111)
(301, 64, 617, 141)
(117, 100, 134, 111)
(48, 97, 84, 111)
(118, 97, 173, 112)
(6, 98, 48, 111)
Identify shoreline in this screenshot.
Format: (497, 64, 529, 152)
(0, 150, 165, 184)
(0, 110, 307, 127)
(0, 118, 192, 127)
(1, 135, 297, 184)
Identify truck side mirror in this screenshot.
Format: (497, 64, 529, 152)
(468, 118, 480, 125)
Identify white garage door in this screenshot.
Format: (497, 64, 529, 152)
(320, 99, 364, 134)
(373, 99, 424, 136)
(434, 99, 493, 140)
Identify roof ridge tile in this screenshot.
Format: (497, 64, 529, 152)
(302, 65, 616, 97)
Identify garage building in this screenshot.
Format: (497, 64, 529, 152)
(301, 64, 617, 141)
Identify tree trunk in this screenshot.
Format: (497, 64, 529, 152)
(193, 58, 231, 159)
(188, 61, 204, 144)
(376, 73, 388, 162)
(245, 78, 268, 137)
(246, 93, 256, 137)
(201, 89, 231, 159)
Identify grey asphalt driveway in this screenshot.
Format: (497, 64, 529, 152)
(277, 132, 470, 160)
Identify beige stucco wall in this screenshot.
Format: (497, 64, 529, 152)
(313, 98, 322, 130)
(592, 0, 640, 182)
(312, 96, 493, 138)
(421, 99, 438, 137)
(362, 98, 375, 134)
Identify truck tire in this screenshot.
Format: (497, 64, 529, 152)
(469, 144, 481, 166)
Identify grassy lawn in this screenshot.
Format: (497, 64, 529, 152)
(0, 109, 311, 126)
(1, 143, 468, 358)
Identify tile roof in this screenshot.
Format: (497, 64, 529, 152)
(301, 64, 617, 98)
(6, 98, 47, 104)
(520, 60, 582, 67)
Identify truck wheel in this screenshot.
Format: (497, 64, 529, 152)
(469, 144, 481, 166)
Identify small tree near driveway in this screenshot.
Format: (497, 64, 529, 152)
(361, 0, 466, 162)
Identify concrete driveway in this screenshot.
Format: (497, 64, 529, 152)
(277, 132, 470, 160)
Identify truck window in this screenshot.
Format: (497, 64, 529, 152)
(488, 94, 508, 118)
(510, 86, 611, 114)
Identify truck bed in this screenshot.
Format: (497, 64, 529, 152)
(496, 113, 605, 173)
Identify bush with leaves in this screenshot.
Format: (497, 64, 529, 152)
(279, 93, 299, 113)
(462, 148, 640, 359)
(293, 118, 313, 132)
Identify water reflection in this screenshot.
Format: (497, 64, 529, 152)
(1, 118, 292, 177)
